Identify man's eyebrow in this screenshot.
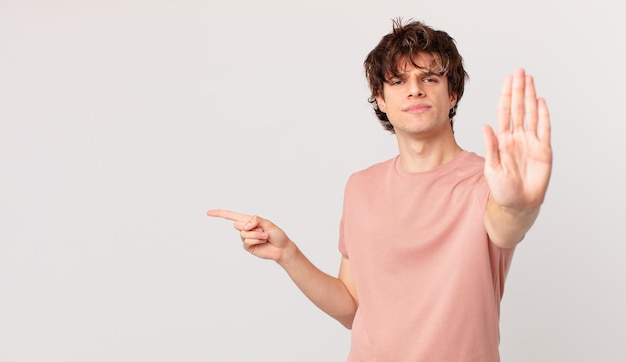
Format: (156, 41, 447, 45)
(387, 68, 443, 80)
(420, 69, 443, 77)
(386, 72, 406, 80)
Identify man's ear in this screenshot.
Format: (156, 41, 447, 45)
(375, 94, 386, 113)
(450, 93, 458, 108)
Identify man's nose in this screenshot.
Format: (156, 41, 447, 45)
(408, 79, 424, 97)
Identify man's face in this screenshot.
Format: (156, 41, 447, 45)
(375, 53, 457, 138)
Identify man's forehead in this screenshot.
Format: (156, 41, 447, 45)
(396, 53, 442, 74)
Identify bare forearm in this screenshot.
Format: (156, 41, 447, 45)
(277, 241, 357, 328)
(485, 198, 540, 249)
(207, 210, 357, 326)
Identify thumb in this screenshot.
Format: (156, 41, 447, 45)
(482, 124, 500, 170)
(244, 215, 275, 233)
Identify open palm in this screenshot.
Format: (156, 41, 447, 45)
(483, 68, 552, 210)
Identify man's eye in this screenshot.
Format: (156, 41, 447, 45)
(424, 77, 438, 83)
(390, 79, 403, 85)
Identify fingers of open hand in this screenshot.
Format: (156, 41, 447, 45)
(510, 69, 527, 132)
(498, 68, 543, 139)
(482, 125, 500, 170)
(524, 75, 539, 135)
(537, 98, 551, 143)
(497, 75, 513, 134)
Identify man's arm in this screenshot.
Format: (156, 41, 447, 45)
(279, 247, 358, 328)
(207, 209, 358, 328)
(482, 68, 553, 248)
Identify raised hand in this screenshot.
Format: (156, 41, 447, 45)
(207, 209, 291, 262)
(482, 68, 552, 212)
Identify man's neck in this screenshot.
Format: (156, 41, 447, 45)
(395, 133, 463, 173)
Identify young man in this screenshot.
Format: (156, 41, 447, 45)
(208, 19, 552, 361)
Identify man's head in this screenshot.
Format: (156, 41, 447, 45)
(364, 19, 468, 133)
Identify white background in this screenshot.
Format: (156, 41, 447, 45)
(1, 0, 624, 361)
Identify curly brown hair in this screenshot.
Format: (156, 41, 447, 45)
(364, 18, 469, 133)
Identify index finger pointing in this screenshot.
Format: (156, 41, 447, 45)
(206, 209, 251, 222)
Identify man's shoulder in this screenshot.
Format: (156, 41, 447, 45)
(461, 151, 486, 169)
(351, 156, 397, 178)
